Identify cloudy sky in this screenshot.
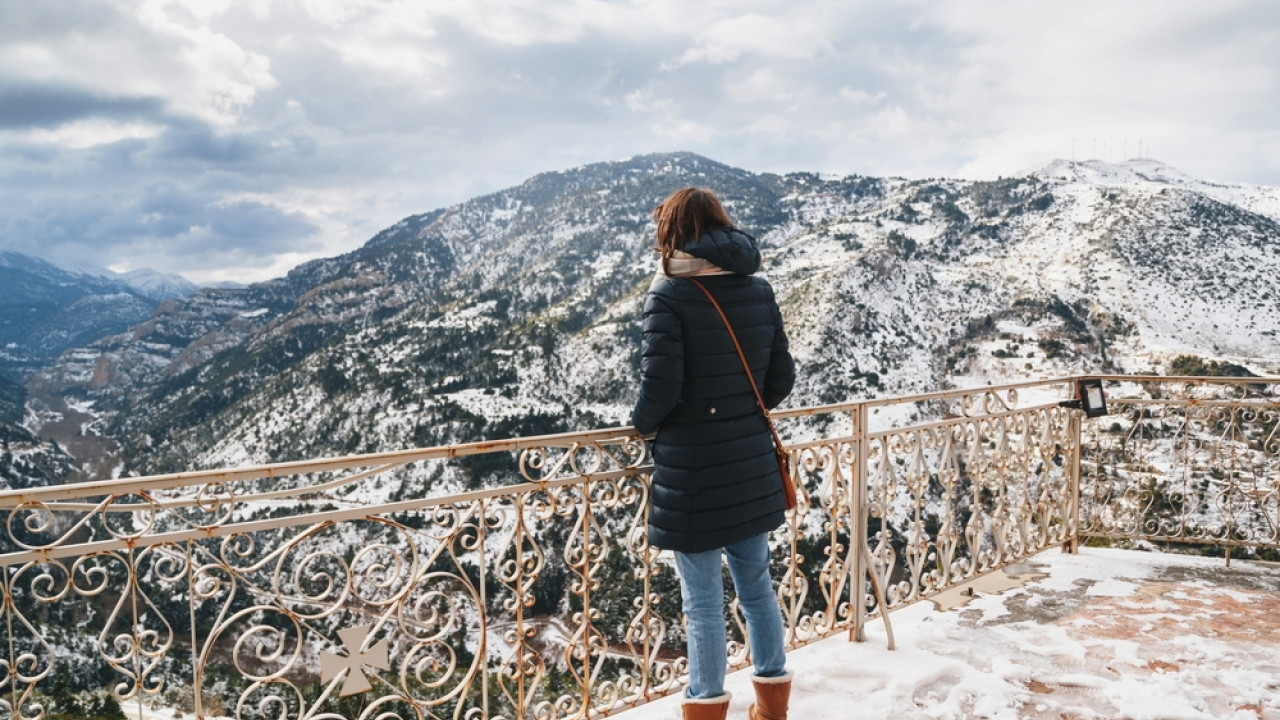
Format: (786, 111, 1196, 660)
(2, 0, 1277, 285)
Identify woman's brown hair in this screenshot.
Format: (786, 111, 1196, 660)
(652, 187, 733, 259)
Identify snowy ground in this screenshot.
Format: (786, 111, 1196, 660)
(623, 547, 1280, 720)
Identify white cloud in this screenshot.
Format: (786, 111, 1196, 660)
(841, 88, 887, 105)
(725, 67, 800, 104)
(0, 0, 276, 129)
(21, 119, 165, 148)
(664, 12, 830, 68)
(624, 87, 670, 114)
(1, 0, 1277, 283)
(292, 0, 368, 26)
(428, 0, 619, 46)
(133, 0, 277, 125)
(910, 0, 1280, 180)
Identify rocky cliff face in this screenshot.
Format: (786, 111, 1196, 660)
(0, 374, 74, 490)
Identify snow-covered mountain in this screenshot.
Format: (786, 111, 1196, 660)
(0, 251, 201, 380)
(1024, 157, 1280, 224)
(21, 152, 1280, 488)
(115, 267, 199, 302)
(0, 251, 159, 378)
(43, 257, 200, 301)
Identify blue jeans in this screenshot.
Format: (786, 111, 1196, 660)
(674, 532, 788, 699)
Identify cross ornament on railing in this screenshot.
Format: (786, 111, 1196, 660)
(320, 624, 391, 696)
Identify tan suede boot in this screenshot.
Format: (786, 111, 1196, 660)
(748, 672, 792, 720)
(682, 692, 731, 720)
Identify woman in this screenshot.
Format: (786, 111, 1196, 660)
(631, 187, 796, 720)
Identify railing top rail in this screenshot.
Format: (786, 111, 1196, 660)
(7, 373, 1274, 508)
(8, 379, 1073, 506)
(770, 376, 1079, 419)
(0, 464, 643, 567)
(1090, 374, 1280, 384)
(862, 375, 1078, 409)
(0, 424, 642, 508)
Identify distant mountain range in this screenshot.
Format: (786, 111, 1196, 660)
(0, 254, 196, 486)
(11, 152, 1280, 492)
(0, 251, 197, 378)
(115, 267, 202, 302)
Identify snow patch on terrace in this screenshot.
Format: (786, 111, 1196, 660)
(625, 547, 1280, 720)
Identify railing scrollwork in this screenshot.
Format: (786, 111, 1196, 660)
(1, 376, 1275, 718)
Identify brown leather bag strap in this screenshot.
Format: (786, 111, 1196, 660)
(686, 278, 786, 450)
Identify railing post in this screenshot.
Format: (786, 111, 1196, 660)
(851, 403, 869, 642)
(187, 541, 203, 720)
(479, 497, 490, 720)
(581, 484, 593, 718)
(1068, 410, 1082, 555)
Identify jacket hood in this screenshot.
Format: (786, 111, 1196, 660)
(680, 226, 762, 276)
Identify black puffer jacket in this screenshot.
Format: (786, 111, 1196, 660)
(631, 227, 796, 554)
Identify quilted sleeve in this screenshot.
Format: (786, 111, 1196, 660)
(762, 299, 795, 409)
(630, 289, 685, 434)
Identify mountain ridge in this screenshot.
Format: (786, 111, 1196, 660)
(1, 251, 159, 379)
(14, 152, 1280, 491)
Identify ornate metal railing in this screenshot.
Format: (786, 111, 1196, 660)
(771, 377, 1080, 645)
(0, 375, 1274, 719)
(1079, 375, 1280, 557)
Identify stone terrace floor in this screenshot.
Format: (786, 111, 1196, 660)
(622, 547, 1280, 720)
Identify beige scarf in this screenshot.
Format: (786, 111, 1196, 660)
(657, 250, 733, 278)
